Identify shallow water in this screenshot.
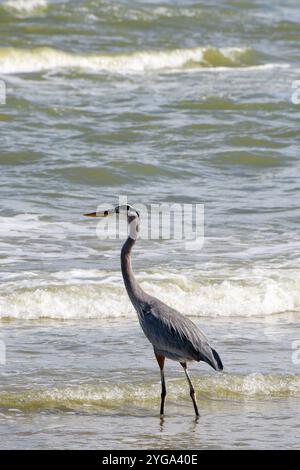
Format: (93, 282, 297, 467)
(0, 0, 300, 449)
(1, 317, 300, 449)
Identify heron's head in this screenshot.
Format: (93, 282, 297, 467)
(84, 204, 140, 238)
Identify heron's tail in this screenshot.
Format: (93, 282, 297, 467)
(211, 348, 223, 371)
(197, 345, 223, 371)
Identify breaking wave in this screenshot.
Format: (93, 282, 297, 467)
(1, 374, 299, 411)
(0, 46, 286, 75)
(0, 269, 300, 320)
(2, 0, 47, 15)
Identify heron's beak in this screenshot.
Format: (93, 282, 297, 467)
(83, 209, 114, 218)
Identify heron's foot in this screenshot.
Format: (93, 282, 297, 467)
(191, 415, 200, 431)
(159, 414, 165, 431)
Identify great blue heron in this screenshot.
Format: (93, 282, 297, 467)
(84, 204, 223, 416)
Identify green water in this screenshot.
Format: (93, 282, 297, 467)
(0, 0, 300, 449)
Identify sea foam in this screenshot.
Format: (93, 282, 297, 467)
(0, 373, 299, 410)
(0, 268, 299, 320)
(3, 0, 47, 14)
(0, 46, 285, 75)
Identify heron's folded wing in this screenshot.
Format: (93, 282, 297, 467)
(140, 298, 221, 369)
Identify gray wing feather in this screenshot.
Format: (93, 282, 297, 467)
(138, 297, 222, 370)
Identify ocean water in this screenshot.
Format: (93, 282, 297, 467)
(0, 0, 300, 449)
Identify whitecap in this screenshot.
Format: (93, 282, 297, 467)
(3, 0, 47, 14)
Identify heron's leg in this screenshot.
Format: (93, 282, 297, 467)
(155, 352, 166, 416)
(180, 362, 199, 417)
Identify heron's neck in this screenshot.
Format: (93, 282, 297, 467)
(121, 236, 144, 309)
